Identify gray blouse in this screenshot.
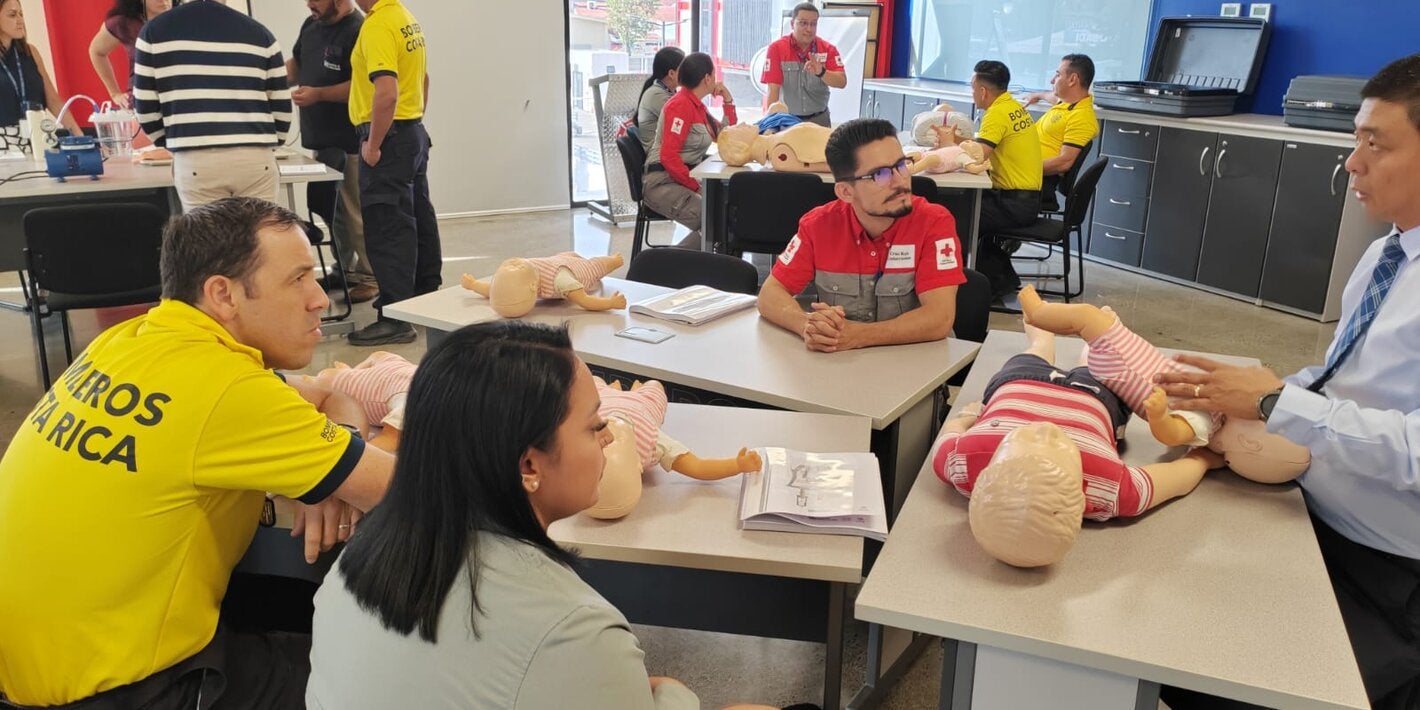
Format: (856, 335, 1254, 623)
(636, 82, 675, 155)
(307, 533, 700, 710)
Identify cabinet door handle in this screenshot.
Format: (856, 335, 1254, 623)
(874, 101, 881, 117)
(1110, 163, 1135, 171)
(1116, 127, 1141, 135)
(1198, 146, 1211, 176)
(1108, 198, 1131, 206)
(1104, 231, 1128, 240)
(1214, 148, 1227, 179)
(1330, 162, 1344, 197)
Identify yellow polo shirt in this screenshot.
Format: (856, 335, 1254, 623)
(348, 0, 427, 125)
(0, 300, 362, 706)
(976, 92, 1042, 191)
(1036, 94, 1099, 161)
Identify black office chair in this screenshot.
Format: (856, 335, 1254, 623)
(615, 133, 673, 259)
(911, 175, 937, 200)
(23, 204, 166, 389)
(626, 248, 759, 295)
(725, 171, 836, 258)
(952, 267, 991, 343)
(305, 170, 353, 323)
(991, 158, 1106, 302)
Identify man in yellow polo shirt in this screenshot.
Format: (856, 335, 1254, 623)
(971, 59, 1043, 301)
(346, 0, 439, 346)
(0, 198, 395, 708)
(1029, 54, 1100, 210)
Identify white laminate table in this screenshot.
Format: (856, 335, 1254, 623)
(849, 330, 1368, 710)
(551, 403, 867, 709)
(384, 277, 982, 517)
(689, 144, 993, 267)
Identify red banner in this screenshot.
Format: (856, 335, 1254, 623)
(42, 0, 118, 126)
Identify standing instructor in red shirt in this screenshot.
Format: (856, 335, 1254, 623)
(761, 2, 846, 127)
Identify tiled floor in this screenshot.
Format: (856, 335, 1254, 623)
(0, 208, 1337, 708)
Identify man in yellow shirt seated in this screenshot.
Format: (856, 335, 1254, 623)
(1027, 54, 1100, 210)
(970, 59, 1043, 301)
(0, 198, 395, 709)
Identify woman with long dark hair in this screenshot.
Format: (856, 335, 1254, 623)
(306, 321, 701, 708)
(642, 52, 735, 250)
(0, 0, 77, 135)
(635, 45, 684, 154)
(88, 0, 171, 108)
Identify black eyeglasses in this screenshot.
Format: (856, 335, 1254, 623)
(843, 158, 911, 187)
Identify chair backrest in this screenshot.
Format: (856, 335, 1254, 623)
(726, 171, 836, 254)
(615, 133, 648, 203)
(24, 203, 167, 305)
(910, 175, 937, 200)
(306, 175, 340, 230)
(952, 267, 991, 342)
(1061, 158, 1107, 231)
(1058, 139, 1095, 198)
(625, 248, 760, 295)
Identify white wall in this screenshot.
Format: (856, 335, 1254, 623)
(247, 0, 572, 216)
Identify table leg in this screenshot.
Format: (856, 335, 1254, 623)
(967, 189, 982, 270)
(846, 624, 932, 709)
(824, 581, 846, 710)
(940, 639, 977, 710)
(284, 182, 297, 210)
(702, 177, 726, 253)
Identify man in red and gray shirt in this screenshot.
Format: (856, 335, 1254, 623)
(757, 118, 965, 352)
(761, 2, 846, 127)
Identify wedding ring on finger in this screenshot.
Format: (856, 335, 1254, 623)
(1193, 385, 1202, 398)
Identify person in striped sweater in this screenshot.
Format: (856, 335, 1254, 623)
(132, 0, 291, 211)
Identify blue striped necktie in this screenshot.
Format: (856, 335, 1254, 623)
(1310, 232, 1407, 392)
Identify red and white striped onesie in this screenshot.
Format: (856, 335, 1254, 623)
(1085, 320, 1220, 446)
(529, 253, 610, 300)
(931, 380, 1155, 521)
(321, 351, 417, 425)
(594, 379, 690, 471)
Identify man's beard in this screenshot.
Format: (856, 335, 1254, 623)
(867, 192, 913, 219)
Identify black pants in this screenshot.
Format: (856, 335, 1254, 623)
(358, 121, 442, 318)
(976, 189, 1041, 298)
(1161, 516, 1420, 710)
(0, 627, 309, 710)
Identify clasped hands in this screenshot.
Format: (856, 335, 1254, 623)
(801, 302, 862, 352)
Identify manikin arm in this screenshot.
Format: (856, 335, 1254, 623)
(1139, 448, 1224, 511)
(461, 273, 491, 297)
(563, 287, 628, 312)
(1143, 387, 1203, 447)
(670, 447, 763, 481)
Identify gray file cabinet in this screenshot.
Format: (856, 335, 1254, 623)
(1090, 120, 1159, 268)
(1196, 135, 1283, 297)
(1259, 143, 1351, 314)
(860, 89, 905, 130)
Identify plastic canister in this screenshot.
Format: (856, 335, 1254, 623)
(22, 101, 47, 164)
(91, 102, 139, 157)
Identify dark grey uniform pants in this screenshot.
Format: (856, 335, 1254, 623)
(358, 121, 442, 317)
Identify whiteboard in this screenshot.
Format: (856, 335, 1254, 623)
(246, 0, 571, 215)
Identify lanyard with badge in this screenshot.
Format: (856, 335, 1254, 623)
(0, 45, 26, 111)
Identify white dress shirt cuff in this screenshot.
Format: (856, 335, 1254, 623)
(1267, 384, 1330, 439)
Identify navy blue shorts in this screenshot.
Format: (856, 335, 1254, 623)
(983, 353, 1131, 436)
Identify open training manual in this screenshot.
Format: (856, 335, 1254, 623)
(629, 285, 757, 326)
(738, 447, 888, 541)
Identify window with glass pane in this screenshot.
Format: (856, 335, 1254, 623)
(909, 0, 1151, 90)
(568, 0, 692, 203)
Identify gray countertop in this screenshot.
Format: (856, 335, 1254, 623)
(856, 330, 1368, 709)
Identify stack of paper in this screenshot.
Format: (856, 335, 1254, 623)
(629, 285, 756, 326)
(738, 447, 887, 541)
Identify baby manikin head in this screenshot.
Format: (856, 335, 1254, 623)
(968, 422, 1086, 568)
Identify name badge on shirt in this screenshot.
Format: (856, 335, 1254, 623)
(885, 244, 915, 270)
(935, 238, 959, 270)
